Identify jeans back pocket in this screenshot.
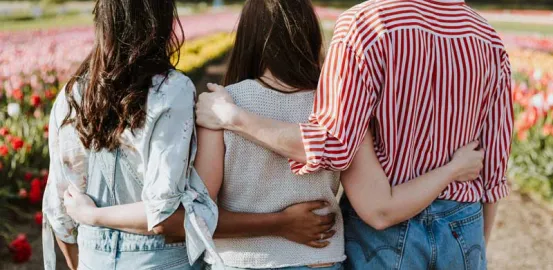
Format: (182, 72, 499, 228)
(449, 204, 487, 270)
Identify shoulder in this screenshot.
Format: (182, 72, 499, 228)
(225, 79, 256, 96)
(331, 0, 393, 50)
(149, 70, 196, 111)
(51, 81, 83, 128)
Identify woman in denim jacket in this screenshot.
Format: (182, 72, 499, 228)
(41, 1, 219, 269)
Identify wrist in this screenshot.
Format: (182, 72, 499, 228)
(86, 208, 101, 226)
(272, 211, 290, 237)
(443, 163, 460, 183)
(224, 104, 244, 131)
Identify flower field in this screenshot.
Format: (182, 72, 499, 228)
(508, 39, 553, 203)
(0, 11, 238, 263)
(1, 5, 553, 266)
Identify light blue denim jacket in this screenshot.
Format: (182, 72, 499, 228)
(42, 71, 222, 269)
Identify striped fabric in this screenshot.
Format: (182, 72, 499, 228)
(290, 0, 513, 203)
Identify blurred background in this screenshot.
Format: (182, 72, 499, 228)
(0, 0, 552, 269)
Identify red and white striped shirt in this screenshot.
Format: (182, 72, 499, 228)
(290, 0, 513, 203)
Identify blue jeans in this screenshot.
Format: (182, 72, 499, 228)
(341, 198, 487, 270)
(206, 263, 344, 270)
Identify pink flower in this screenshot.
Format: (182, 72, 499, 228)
(18, 189, 27, 199)
(0, 127, 9, 136)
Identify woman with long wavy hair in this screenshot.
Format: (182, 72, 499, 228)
(42, 1, 219, 269)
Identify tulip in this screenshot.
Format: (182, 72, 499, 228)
(7, 103, 21, 117)
(0, 145, 8, 157)
(0, 127, 9, 136)
(30, 94, 41, 107)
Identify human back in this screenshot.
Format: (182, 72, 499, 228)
(201, 0, 346, 268)
(41, 0, 213, 269)
(330, 0, 511, 202)
(211, 80, 345, 267)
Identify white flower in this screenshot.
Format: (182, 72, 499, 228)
(530, 94, 545, 109)
(533, 69, 543, 81)
(7, 103, 21, 117)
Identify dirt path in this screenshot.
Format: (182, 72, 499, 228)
(487, 192, 553, 270)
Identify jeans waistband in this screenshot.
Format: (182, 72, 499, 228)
(78, 225, 186, 253)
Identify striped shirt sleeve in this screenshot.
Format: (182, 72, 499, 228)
(480, 51, 514, 203)
(289, 41, 379, 175)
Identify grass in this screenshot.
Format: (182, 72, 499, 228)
(490, 21, 553, 36)
(0, 4, 552, 36)
(0, 13, 92, 32)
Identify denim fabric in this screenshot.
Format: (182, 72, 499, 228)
(206, 262, 344, 270)
(43, 72, 221, 270)
(341, 198, 487, 270)
(76, 150, 197, 270)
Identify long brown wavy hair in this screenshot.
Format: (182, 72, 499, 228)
(224, 0, 323, 90)
(63, 0, 184, 151)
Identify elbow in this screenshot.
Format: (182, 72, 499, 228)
(152, 224, 166, 235)
(359, 210, 395, 231)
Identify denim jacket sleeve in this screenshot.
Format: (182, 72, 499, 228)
(42, 86, 89, 270)
(141, 71, 221, 265)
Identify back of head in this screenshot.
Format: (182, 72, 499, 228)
(64, 0, 184, 151)
(224, 0, 323, 90)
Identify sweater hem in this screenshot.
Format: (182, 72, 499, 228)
(205, 255, 347, 269)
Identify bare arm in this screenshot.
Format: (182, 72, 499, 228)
(483, 203, 499, 245)
(195, 88, 306, 163)
(55, 237, 78, 270)
(194, 127, 336, 248)
(64, 187, 186, 237)
(342, 132, 484, 230)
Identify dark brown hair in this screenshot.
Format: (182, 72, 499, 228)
(224, 0, 323, 90)
(63, 0, 184, 151)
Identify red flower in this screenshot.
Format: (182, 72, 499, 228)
(30, 94, 41, 107)
(0, 145, 8, 157)
(34, 212, 43, 225)
(40, 170, 49, 189)
(43, 125, 49, 138)
(9, 234, 32, 263)
(10, 137, 24, 151)
(45, 89, 56, 100)
(12, 89, 24, 101)
(24, 172, 33, 182)
(18, 188, 27, 199)
(0, 127, 9, 136)
(29, 179, 42, 204)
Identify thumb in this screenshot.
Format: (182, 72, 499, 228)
(67, 184, 81, 196)
(465, 140, 480, 150)
(206, 83, 225, 93)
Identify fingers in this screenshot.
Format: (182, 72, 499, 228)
(304, 200, 330, 211)
(311, 230, 336, 241)
(306, 241, 330, 249)
(464, 140, 480, 150)
(206, 83, 225, 92)
(318, 213, 336, 226)
(67, 184, 80, 196)
(63, 189, 72, 200)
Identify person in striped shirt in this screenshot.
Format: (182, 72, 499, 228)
(197, 0, 513, 269)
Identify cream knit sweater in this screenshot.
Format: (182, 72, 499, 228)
(205, 80, 345, 268)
